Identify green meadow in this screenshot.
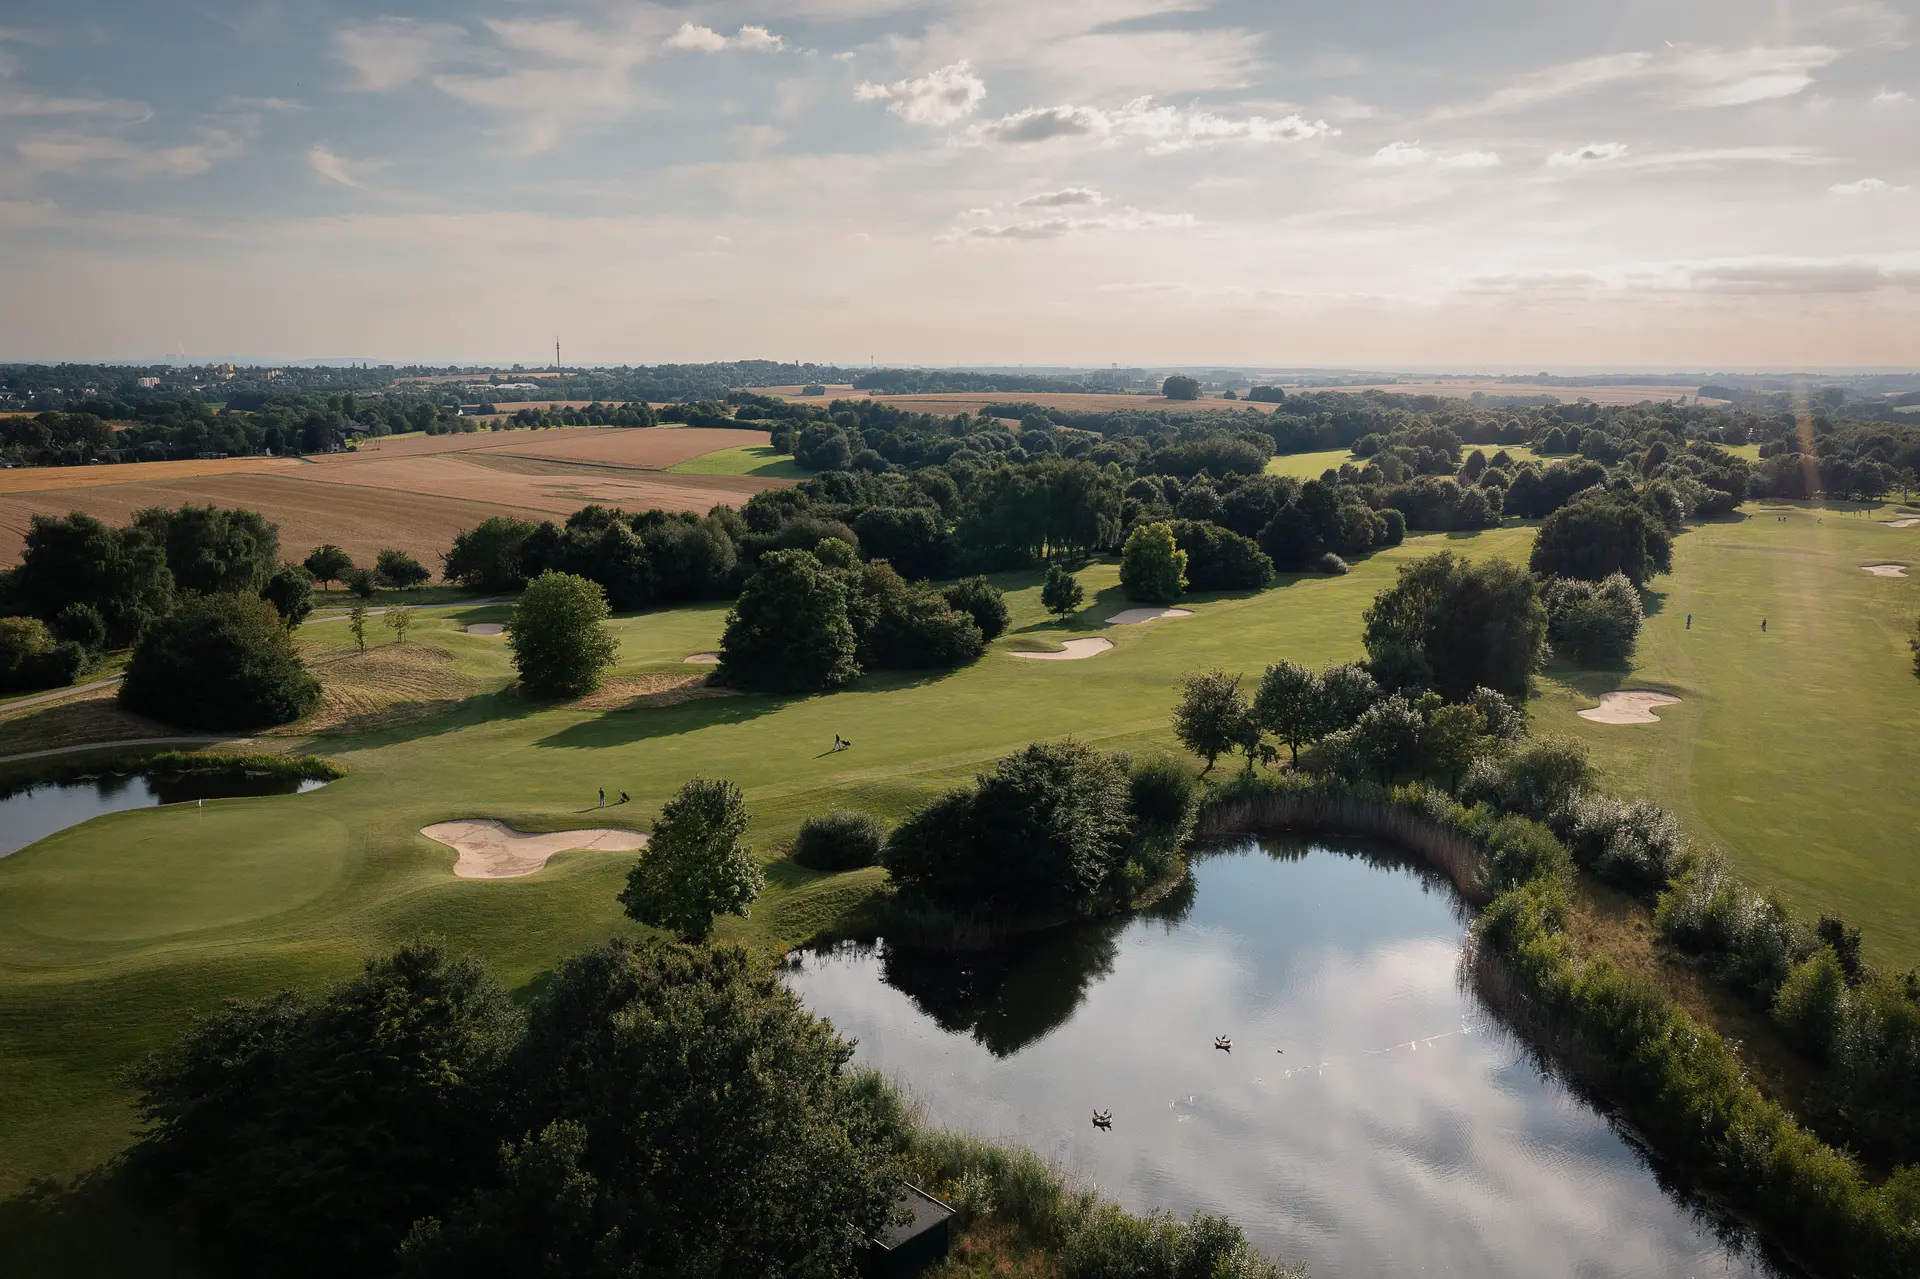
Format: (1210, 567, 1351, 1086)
(1265, 443, 1541, 478)
(2, 500, 1918, 1192)
(667, 443, 814, 479)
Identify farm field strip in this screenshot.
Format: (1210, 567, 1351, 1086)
(1313, 380, 1713, 406)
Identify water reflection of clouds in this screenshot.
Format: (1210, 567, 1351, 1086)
(788, 848, 1779, 1279)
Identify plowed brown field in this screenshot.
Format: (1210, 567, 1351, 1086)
(0, 426, 789, 571)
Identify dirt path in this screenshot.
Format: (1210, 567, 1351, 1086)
(0, 674, 124, 715)
(0, 735, 245, 766)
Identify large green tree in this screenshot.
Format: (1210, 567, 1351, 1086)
(120, 593, 320, 729)
(12, 511, 174, 645)
(717, 548, 859, 692)
(619, 778, 764, 943)
(303, 543, 354, 591)
(441, 517, 538, 591)
(1252, 659, 1321, 767)
(1120, 521, 1188, 604)
(133, 504, 280, 596)
(1362, 551, 1546, 699)
(1173, 669, 1249, 773)
(1529, 493, 1671, 586)
(506, 571, 618, 697)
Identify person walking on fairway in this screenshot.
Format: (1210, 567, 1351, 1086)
(1761, 618, 1767, 633)
(599, 787, 605, 808)
(1686, 614, 1692, 630)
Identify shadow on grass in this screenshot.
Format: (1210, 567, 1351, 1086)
(304, 685, 549, 751)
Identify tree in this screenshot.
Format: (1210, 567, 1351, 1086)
(1120, 521, 1187, 604)
(304, 544, 354, 591)
(1542, 573, 1643, 666)
(134, 504, 280, 596)
(619, 778, 764, 943)
(1162, 375, 1201, 401)
(347, 602, 369, 654)
(442, 518, 537, 591)
(881, 741, 1134, 917)
(1173, 669, 1249, 773)
(792, 810, 887, 871)
(1529, 493, 1669, 586)
(262, 563, 315, 631)
(348, 568, 377, 599)
(405, 939, 899, 1279)
(0, 616, 87, 694)
(1042, 563, 1086, 620)
(13, 511, 174, 646)
(120, 593, 320, 730)
(1318, 662, 1380, 730)
(1361, 551, 1546, 699)
(507, 572, 618, 697)
(1172, 520, 1274, 592)
(386, 607, 413, 645)
(717, 549, 859, 692)
(943, 575, 1011, 641)
(125, 941, 520, 1278)
(1419, 699, 1486, 791)
(376, 548, 432, 589)
(1252, 660, 1321, 767)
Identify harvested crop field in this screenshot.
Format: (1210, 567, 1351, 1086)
(1314, 381, 1717, 406)
(844, 392, 1277, 416)
(0, 427, 791, 570)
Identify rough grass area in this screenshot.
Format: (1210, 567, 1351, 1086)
(0, 685, 171, 758)
(5, 500, 1920, 1195)
(667, 444, 814, 478)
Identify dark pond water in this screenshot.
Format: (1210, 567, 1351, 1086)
(0, 773, 330, 857)
(786, 841, 1791, 1279)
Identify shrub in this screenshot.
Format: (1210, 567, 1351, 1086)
(1482, 814, 1573, 893)
(1773, 949, 1848, 1061)
(618, 777, 763, 942)
(1542, 573, 1643, 666)
(792, 810, 886, 871)
(51, 601, 106, 651)
(262, 563, 315, 630)
(0, 616, 90, 694)
(120, 593, 320, 730)
(1127, 753, 1199, 838)
(1120, 522, 1187, 603)
(1314, 552, 1349, 575)
(1460, 736, 1592, 823)
(943, 575, 1011, 641)
(851, 562, 985, 671)
(1654, 857, 1813, 999)
(375, 548, 432, 589)
(506, 571, 619, 698)
(1563, 793, 1691, 898)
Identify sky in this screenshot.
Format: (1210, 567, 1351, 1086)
(0, 0, 1915, 369)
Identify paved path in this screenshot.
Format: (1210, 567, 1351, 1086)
(0, 735, 250, 767)
(0, 674, 124, 714)
(306, 596, 512, 624)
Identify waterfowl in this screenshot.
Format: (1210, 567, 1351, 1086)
(1214, 1035, 1232, 1052)
(1091, 1109, 1113, 1129)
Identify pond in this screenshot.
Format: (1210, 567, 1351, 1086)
(0, 772, 331, 858)
(786, 841, 1792, 1279)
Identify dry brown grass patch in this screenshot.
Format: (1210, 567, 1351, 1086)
(289, 642, 492, 735)
(0, 684, 172, 757)
(566, 673, 738, 712)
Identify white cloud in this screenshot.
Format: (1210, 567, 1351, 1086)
(945, 206, 1195, 242)
(665, 23, 785, 53)
(1668, 45, 1840, 108)
(1830, 177, 1910, 196)
(1547, 142, 1628, 167)
(1017, 186, 1106, 208)
(18, 115, 259, 178)
(334, 18, 467, 93)
(1460, 258, 1920, 298)
(1875, 89, 1913, 105)
(966, 96, 1335, 152)
(1436, 53, 1653, 119)
(307, 144, 386, 190)
(1370, 141, 1430, 166)
(1370, 141, 1499, 168)
(855, 61, 986, 126)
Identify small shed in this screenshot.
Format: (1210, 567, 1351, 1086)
(864, 1182, 956, 1279)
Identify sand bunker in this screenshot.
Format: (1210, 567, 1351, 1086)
(1883, 519, 1920, 529)
(1578, 691, 1681, 725)
(1862, 564, 1909, 578)
(1106, 608, 1194, 625)
(683, 652, 721, 664)
(422, 819, 648, 879)
(1010, 637, 1115, 661)
(465, 623, 506, 636)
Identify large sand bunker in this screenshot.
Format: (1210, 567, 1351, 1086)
(1107, 608, 1194, 625)
(465, 623, 505, 636)
(1010, 637, 1115, 661)
(683, 652, 721, 664)
(1579, 691, 1681, 725)
(1861, 564, 1909, 578)
(1883, 519, 1920, 529)
(422, 819, 648, 879)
